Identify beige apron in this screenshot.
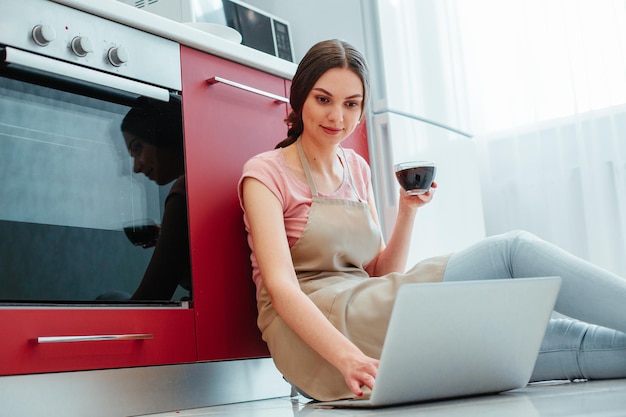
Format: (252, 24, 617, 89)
(257, 139, 449, 401)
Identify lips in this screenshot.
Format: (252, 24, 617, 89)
(321, 125, 343, 135)
(143, 169, 154, 180)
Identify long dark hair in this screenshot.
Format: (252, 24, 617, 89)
(275, 39, 370, 149)
(121, 96, 183, 154)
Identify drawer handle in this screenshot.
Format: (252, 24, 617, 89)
(36, 333, 154, 343)
(207, 76, 289, 103)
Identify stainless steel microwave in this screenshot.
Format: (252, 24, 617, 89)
(126, 0, 294, 62)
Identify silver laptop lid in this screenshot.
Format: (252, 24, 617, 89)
(369, 276, 562, 406)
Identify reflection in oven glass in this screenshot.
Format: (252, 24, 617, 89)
(0, 77, 190, 304)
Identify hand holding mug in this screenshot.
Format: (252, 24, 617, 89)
(394, 161, 437, 195)
(123, 219, 161, 248)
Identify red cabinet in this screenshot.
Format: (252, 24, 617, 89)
(0, 308, 196, 375)
(181, 47, 369, 361)
(181, 46, 289, 360)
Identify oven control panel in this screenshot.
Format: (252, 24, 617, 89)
(0, 0, 181, 91)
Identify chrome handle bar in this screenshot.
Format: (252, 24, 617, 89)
(207, 76, 289, 103)
(36, 333, 154, 343)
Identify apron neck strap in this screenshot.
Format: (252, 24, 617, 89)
(296, 137, 319, 197)
(296, 137, 364, 202)
(339, 145, 364, 203)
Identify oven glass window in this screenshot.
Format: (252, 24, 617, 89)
(0, 76, 191, 304)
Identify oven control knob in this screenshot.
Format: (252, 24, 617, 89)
(32, 25, 56, 47)
(70, 36, 93, 57)
(107, 46, 129, 67)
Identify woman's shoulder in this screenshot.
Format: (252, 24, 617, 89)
(242, 148, 285, 176)
(239, 148, 295, 204)
(167, 175, 186, 198)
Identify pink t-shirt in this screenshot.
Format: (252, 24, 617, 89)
(238, 147, 373, 292)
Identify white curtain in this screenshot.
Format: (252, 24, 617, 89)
(454, 0, 626, 276)
(367, 0, 626, 274)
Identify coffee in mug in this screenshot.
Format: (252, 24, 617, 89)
(394, 161, 437, 195)
(123, 219, 160, 246)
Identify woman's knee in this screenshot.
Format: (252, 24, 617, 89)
(500, 229, 537, 243)
(498, 230, 544, 259)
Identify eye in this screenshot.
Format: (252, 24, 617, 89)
(316, 96, 330, 104)
(129, 143, 142, 158)
(345, 100, 362, 109)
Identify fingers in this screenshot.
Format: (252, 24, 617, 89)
(141, 239, 158, 248)
(361, 372, 376, 391)
(346, 359, 379, 397)
(348, 380, 364, 397)
(421, 182, 437, 197)
(399, 189, 434, 208)
(348, 375, 375, 397)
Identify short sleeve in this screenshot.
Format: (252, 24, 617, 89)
(238, 149, 287, 210)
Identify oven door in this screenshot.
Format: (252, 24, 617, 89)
(0, 46, 192, 305)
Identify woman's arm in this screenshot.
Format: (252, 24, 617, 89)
(131, 192, 190, 300)
(365, 183, 437, 277)
(242, 177, 379, 397)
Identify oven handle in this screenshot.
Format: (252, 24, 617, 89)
(1, 47, 170, 102)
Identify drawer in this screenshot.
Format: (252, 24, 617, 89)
(0, 307, 197, 375)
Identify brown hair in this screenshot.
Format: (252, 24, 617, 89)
(121, 96, 183, 154)
(275, 39, 370, 149)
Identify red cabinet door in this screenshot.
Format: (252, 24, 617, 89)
(181, 46, 288, 360)
(1, 308, 197, 375)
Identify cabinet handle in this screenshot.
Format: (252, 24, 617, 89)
(36, 333, 154, 343)
(207, 76, 289, 103)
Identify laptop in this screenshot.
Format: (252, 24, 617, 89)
(315, 276, 562, 408)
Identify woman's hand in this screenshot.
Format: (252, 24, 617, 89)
(399, 181, 437, 210)
(365, 181, 438, 277)
(341, 353, 380, 397)
(141, 223, 161, 248)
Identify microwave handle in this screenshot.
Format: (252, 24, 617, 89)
(1, 47, 170, 102)
(207, 76, 289, 103)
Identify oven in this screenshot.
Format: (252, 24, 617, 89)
(0, 0, 190, 305)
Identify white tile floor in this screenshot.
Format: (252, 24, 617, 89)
(140, 379, 626, 417)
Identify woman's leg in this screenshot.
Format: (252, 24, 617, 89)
(531, 318, 626, 381)
(442, 230, 626, 381)
(442, 230, 626, 334)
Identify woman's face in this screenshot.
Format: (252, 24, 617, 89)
(301, 67, 364, 145)
(124, 132, 179, 185)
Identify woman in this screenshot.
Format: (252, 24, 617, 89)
(121, 97, 191, 301)
(238, 39, 626, 401)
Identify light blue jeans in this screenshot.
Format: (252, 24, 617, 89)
(442, 230, 626, 381)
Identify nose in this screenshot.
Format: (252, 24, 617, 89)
(132, 157, 142, 174)
(327, 103, 344, 123)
